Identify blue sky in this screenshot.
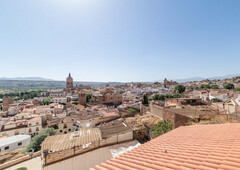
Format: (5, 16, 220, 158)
(0, 0, 239, 82)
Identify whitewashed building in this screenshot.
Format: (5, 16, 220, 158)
(0, 135, 31, 152)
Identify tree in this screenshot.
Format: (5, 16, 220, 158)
(211, 98, 223, 102)
(86, 94, 92, 103)
(41, 98, 51, 105)
(72, 101, 78, 105)
(16, 168, 27, 170)
(127, 108, 137, 113)
(199, 84, 210, 89)
(24, 128, 56, 153)
(210, 84, 219, 89)
(151, 120, 173, 138)
(142, 94, 149, 105)
(224, 83, 234, 90)
(152, 93, 180, 101)
(174, 84, 186, 94)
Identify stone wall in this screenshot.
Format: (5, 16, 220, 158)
(42, 131, 133, 166)
(149, 102, 164, 118)
(163, 109, 191, 128)
(0, 151, 40, 169)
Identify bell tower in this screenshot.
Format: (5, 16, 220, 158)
(66, 73, 73, 89)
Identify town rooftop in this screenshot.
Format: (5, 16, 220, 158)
(91, 123, 240, 170)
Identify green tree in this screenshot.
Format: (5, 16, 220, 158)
(174, 84, 186, 94)
(211, 98, 223, 102)
(224, 83, 235, 90)
(25, 128, 56, 152)
(41, 98, 51, 105)
(86, 94, 92, 103)
(142, 94, 149, 105)
(210, 84, 219, 89)
(16, 168, 27, 170)
(72, 101, 78, 105)
(151, 120, 173, 138)
(199, 84, 210, 89)
(127, 108, 137, 113)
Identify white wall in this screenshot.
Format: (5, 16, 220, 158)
(0, 136, 31, 152)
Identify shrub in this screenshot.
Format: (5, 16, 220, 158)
(16, 168, 27, 170)
(211, 98, 223, 102)
(151, 120, 173, 138)
(127, 108, 137, 113)
(72, 101, 78, 105)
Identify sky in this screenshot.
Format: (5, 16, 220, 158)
(0, 0, 239, 82)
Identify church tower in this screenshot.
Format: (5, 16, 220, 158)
(66, 73, 73, 89)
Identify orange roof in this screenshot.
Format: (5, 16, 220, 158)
(91, 123, 240, 170)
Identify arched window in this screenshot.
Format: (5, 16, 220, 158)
(36, 127, 39, 131)
(29, 128, 32, 133)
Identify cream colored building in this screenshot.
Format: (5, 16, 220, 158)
(0, 116, 42, 137)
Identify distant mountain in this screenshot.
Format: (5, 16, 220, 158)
(173, 77, 205, 82)
(207, 74, 240, 80)
(158, 74, 240, 83)
(0, 77, 54, 81)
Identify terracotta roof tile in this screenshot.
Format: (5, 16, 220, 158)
(91, 123, 240, 170)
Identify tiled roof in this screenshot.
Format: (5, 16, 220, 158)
(100, 119, 132, 138)
(91, 123, 240, 170)
(41, 128, 101, 153)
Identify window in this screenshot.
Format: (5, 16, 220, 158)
(36, 122, 39, 125)
(60, 130, 62, 133)
(68, 129, 71, 132)
(18, 142, 22, 146)
(29, 123, 32, 126)
(36, 127, 39, 131)
(64, 132, 67, 134)
(64, 124, 67, 128)
(5, 146, 9, 150)
(15, 131, 19, 135)
(29, 128, 32, 133)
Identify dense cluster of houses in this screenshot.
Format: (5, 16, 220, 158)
(1, 74, 240, 169)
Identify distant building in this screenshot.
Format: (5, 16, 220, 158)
(163, 78, 178, 88)
(64, 73, 91, 94)
(2, 98, 14, 112)
(78, 91, 86, 106)
(66, 73, 73, 89)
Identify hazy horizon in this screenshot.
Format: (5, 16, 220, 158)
(0, 73, 239, 83)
